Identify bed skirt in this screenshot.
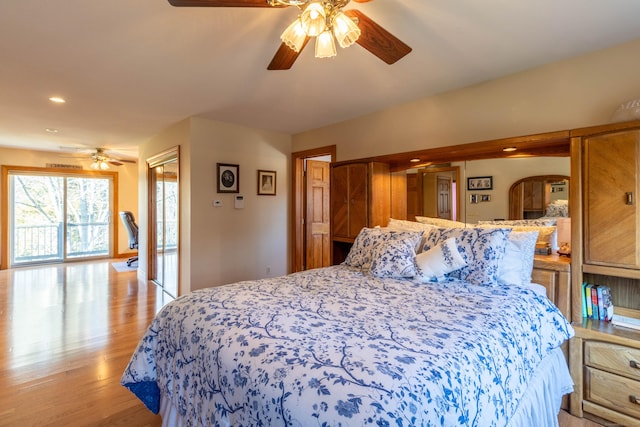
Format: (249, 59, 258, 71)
(507, 347, 574, 427)
(158, 346, 573, 427)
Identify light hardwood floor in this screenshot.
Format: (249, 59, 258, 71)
(0, 260, 602, 426)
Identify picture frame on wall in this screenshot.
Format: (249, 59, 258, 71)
(467, 176, 493, 190)
(217, 163, 239, 193)
(257, 170, 276, 196)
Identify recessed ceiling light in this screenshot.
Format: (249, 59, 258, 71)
(410, 158, 421, 163)
(49, 96, 66, 104)
(502, 146, 517, 152)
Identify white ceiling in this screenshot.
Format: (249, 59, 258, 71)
(1, 0, 640, 159)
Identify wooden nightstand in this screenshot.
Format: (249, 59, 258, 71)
(570, 319, 640, 425)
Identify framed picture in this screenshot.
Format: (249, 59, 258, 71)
(481, 194, 491, 202)
(470, 194, 479, 204)
(217, 163, 239, 193)
(257, 170, 276, 196)
(467, 176, 493, 190)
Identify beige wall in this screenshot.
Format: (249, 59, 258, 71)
(138, 117, 291, 293)
(292, 39, 640, 160)
(0, 146, 138, 267)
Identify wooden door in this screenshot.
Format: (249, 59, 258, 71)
(585, 130, 640, 268)
(437, 176, 452, 219)
(305, 160, 331, 269)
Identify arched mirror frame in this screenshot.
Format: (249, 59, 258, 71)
(508, 175, 569, 220)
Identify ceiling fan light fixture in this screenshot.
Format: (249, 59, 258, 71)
(270, 0, 308, 5)
(90, 160, 110, 170)
(315, 29, 336, 58)
(281, 18, 307, 52)
(332, 11, 360, 48)
(300, 2, 326, 37)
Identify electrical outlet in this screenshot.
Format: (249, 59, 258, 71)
(212, 200, 222, 207)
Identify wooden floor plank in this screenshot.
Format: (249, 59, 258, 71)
(0, 259, 600, 426)
(0, 260, 163, 426)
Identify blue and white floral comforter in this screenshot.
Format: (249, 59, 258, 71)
(122, 265, 574, 426)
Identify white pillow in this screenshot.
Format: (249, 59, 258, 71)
(415, 216, 466, 228)
(414, 237, 466, 283)
(498, 230, 539, 286)
(477, 223, 556, 250)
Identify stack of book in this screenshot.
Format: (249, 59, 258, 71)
(581, 283, 614, 321)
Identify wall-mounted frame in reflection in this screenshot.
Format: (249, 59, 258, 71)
(467, 176, 493, 190)
(217, 163, 239, 193)
(257, 170, 276, 196)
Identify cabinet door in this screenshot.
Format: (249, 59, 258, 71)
(331, 164, 350, 239)
(331, 163, 369, 240)
(347, 163, 368, 238)
(585, 130, 640, 268)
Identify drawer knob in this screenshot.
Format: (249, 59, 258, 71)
(631, 395, 640, 405)
(631, 360, 640, 369)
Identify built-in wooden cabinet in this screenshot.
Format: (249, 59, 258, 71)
(532, 254, 571, 320)
(331, 161, 390, 263)
(570, 122, 640, 424)
(583, 129, 640, 270)
(522, 180, 546, 218)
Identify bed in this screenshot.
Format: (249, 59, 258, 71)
(122, 221, 574, 426)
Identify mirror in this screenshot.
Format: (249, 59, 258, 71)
(415, 166, 461, 221)
(410, 157, 570, 224)
(508, 175, 569, 220)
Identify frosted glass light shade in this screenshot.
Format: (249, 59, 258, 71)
(281, 18, 306, 52)
(315, 30, 336, 58)
(300, 2, 326, 37)
(332, 12, 360, 48)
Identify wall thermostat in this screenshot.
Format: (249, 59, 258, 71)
(234, 195, 244, 209)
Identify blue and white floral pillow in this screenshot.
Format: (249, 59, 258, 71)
(344, 228, 423, 271)
(369, 237, 418, 278)
(422, 227, 510, 286)
(414, 237, 466, 283)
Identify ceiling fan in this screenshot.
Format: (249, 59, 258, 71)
(168, 0, 412, 70)
(89, 148, 136, 169)
(61, 147, 137, 169)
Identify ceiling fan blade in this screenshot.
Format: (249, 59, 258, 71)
(267, 38, 310, 70)
(344, 9, 412, 64)
(168, 0, 275, 7)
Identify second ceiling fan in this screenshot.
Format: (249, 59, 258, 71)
(168, 0, 412, 70)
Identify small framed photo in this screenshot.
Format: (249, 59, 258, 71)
(470, 194, 479, 204)
(481, 194, 491, 202)
(467, 176, 493, 191)
(217, 163, 239, 193)
(257, 170, 276, 196)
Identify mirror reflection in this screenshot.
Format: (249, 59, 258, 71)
(410, 157, 570, 224)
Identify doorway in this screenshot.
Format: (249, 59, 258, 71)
(417, 166, 460, 221)
(147, 148, 179, 298)
(290, 145, 336, 273)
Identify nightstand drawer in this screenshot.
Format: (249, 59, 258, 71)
(585, 341, 640, 380)
(585, 367, 640, 418)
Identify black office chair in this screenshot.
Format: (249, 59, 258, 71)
(119, 211, 139, 267)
